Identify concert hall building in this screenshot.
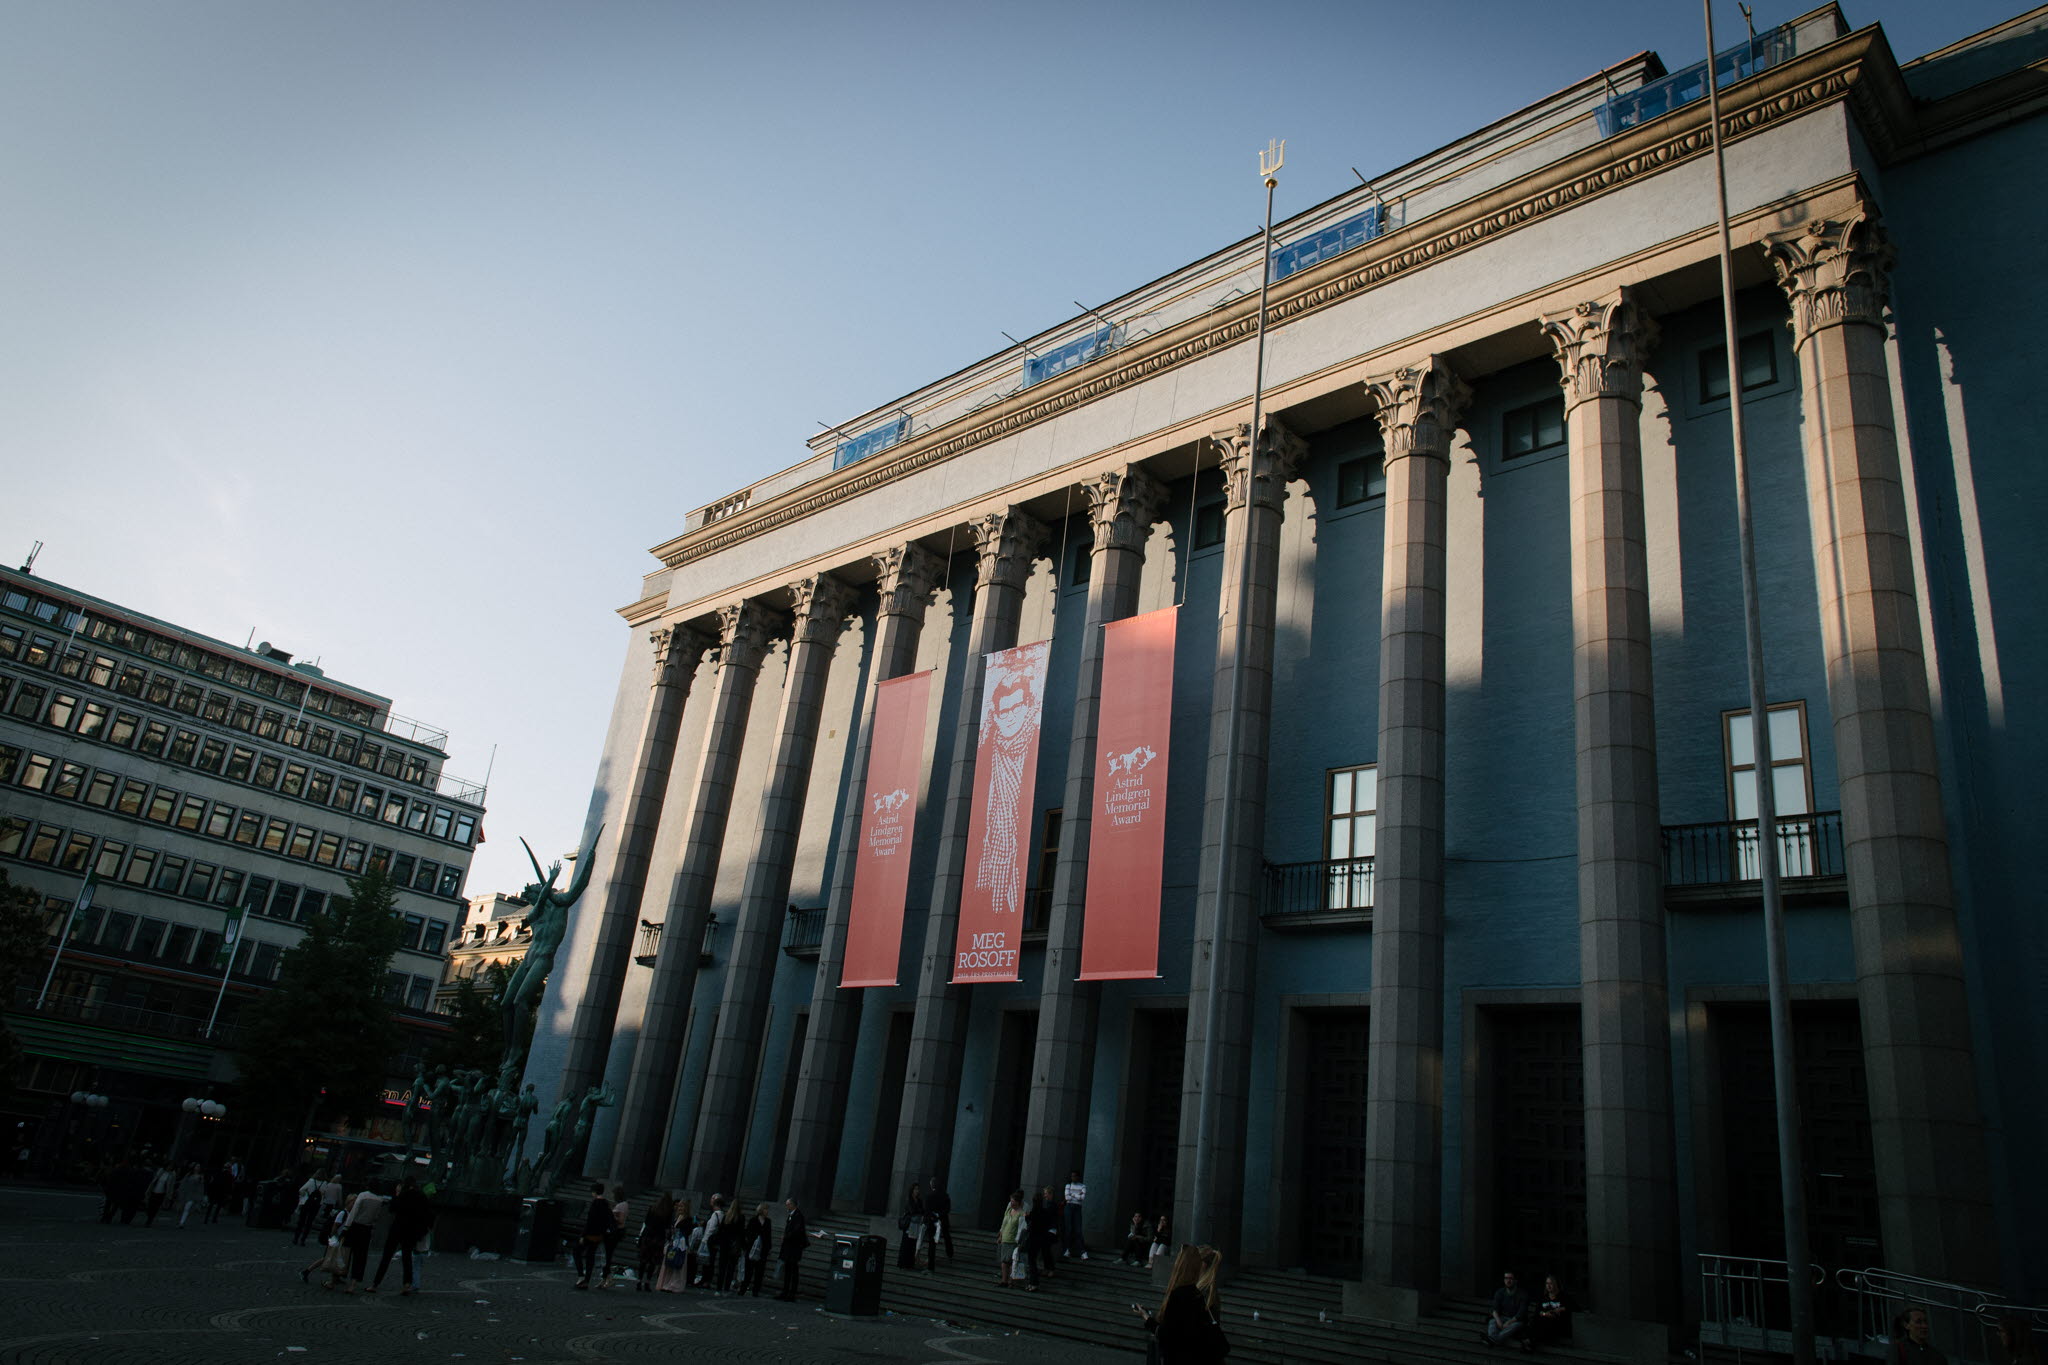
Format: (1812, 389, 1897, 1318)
(525, 3, 2048, 1334)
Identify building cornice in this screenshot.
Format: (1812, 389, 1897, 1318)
(644, 25, 1902, 579)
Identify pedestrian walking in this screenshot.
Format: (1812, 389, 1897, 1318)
(368, 1178, 433, 1295)
(573, 1181, 609, 1289)
(1135, 1244, 1229, 1365)
(174, 1163, 206, 1228)
(599, 1185, 627, 1288)
(204, 1165, 234, 1223)
(636, 1192, 674, 1293)
(928, 1178, 954, 1261)
(144, 1163, 173, 1226)
(290, 1171, 323, 1245)
(898, 1183, 926, 1270)
(339, 1185, 387, 1293)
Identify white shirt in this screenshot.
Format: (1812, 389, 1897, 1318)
(1063, 1181, 1085, 1205)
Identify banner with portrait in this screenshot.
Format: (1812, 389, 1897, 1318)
(840, 670, 934, 988)
(1079, 606, 1177, 981)
(951, 639, 1051, 983)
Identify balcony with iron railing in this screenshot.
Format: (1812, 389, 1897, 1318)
(781, 905, 824, 959)
(635, 916, 716, 968)
(1662, 811, 1845, 904)
(1259, 855, 1374, 929)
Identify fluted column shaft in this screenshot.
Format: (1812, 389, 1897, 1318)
(781, 543, 944, 1210)
(1768, 210, 1993, 1283)
(1545, 293, 1674, 1321)
(559, 624, 711, 1102)
(610, 600, 782, 1185)
(893, 509, 1048, 1207)
(1361, 358, 1468, 1291)
(686, 575, 858, 1197)
(1020, 472, 1167, 1197)
(1175, 423, 1304, 1261)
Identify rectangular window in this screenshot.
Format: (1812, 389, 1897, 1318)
(437, 864, 463, 898)
(270, 882, 300, 920)
(306, 770, 332, 805)
(1724, 701, 1815, 876)
(314, 832, 341, 867)
(230, 702, 257, 732)
(164, 923, 196, 964)
(83, 772, 115, 807)
(367, 846, 392, 875)
(1700, 331, 1778, 402)
(0, 625, 19, 658)
(251, 942, 283, 982)
(1325, 764, 1378, 910)
(281, 763, 308, 798)
(257, 709, 281, 739)
(53, 761, 87, 800)
(359, 785, 382, 817)
(116, 779, 149, 814)
(306, 726, 333, 757)
(185, 862, 216, 902)
(224, 747, 254, 781)
(356, 742, 381, 773)
(202, 692, 229, 724)
(405, 976, 432, 1012)
(89, 654, 116, 687)
(384, 973, 407, 1006)
(1192, 501, 1225, 550)
(26, 824, 61, 863)
(107, 711, 139, 746)
(115, 664, 145, 698)
(421, 918, 448, 954)
(414, 859, 439, 891)
(93, 840, 126, 879)
(145, 673, 173, 706)
(167, 730, 197, 765)
(1503, 395, 1568, 459)
(175, 796, 206, 831)
(1336, 454, 1386, 506)
(195, 931, 221, 965)
(429, 808, 452, 840)
(332, 732, 357, 765)
(299, 889, 326, 920)
(174, 684, 203, 716)
(77, 701, 109, 738)
(59, 832, 94, 872)
(214, 869, 244, 908)
(378, 748, 404, 780)
(197, 738, 226, 773)
(400, 913, 425, 951)
(381, 793, 405, 825)
(233, 812, 262, 845)
(0, 817, 27, 857)
(198, 652, 227, 680)
(253, 753, 281, 788)
(341, 840, 366, 874)
(335, 778, 359, 812)
(20, 753, 55, 791)
(145, 788, 177, 823)
(124, 847, 157, 885)
(261, 818, 289, 853)
(9, 682, 45, 719)
(243, 875, 272, 914)
(56, 647, 86, 679)
(0, 744, 23, 783)
(402, 755, 429, 787)
(99, 910, 135, 950)
(45, 691, 78, 729)
(137, 721, 169, 756)
(451, 814, 477, 846)
(154, 854, 187, 893)
(392, 853, 416, 888)
(406, 801, 430, 832)
(133, 917, 167, 958)
(205, 803, 234, 839)
(287, 825, 314, 860)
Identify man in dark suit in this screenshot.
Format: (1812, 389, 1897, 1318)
(776, 1197, 811, 1301)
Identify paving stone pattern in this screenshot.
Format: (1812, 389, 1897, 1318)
(0, 1186, 1140, 1365)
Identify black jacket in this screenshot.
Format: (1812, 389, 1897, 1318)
(780, 1208, 809, 1262)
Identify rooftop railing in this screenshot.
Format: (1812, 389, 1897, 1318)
(381, 712, 449, 751)
(1597, 24, 1798, 136)
(1662, 811, 1843, 888)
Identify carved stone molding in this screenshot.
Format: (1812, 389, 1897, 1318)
(1083, 466, 1169, 554)
(714, 600, 782, 674)
(787, 573, 858, 647)
(1767, 207, 1895, 344)
(872, 542, 945, 620)
(1212, 420, 1308, 513)
(1541, 289, 1660, 409)
(650, 623, 713, 686)
(969, 506, 1049, 591)
(1367, 356, 1472, 462)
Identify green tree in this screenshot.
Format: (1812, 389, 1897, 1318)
(0, 870, 47, 1094)
(431, 962, 510, 1075)
(235, 867, 404, 1129)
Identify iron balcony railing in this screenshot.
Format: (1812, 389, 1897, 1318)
(781, 906, 824, 957)
(10, 983, 240, 1047)
(1595, 23, 1798, 137)
(1260, 855, 1375, 918)
(1662, 811, 1843, 888)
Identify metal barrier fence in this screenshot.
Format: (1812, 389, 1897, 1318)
(1698, 1253, 2047, 1363)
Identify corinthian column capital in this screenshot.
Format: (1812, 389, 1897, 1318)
(970, 507, 1049, 591)
(787, 573, 858, 646)
(650, 623, 713, 686)
(1767, 207, 1895, 344)
(1212, 419, 1307, 513)
(1367, 356, 1471, 463)
(714, 600, 783, 674)
(872, 542, 945, 620)
(1083, 466, 1169, 553)
(1542, 289, 1659, 409)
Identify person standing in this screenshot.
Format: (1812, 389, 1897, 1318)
(174, 1163, 207, 1228)
(369, 1178, 432, 1295)
(144, 1162, 173, 1226)
(599, 1185, 627, 1288)
(927, 1178, 954, 1261)
(1061, 1169, 1089, 1260)
(657, 1200, 695, 1293)
(340, 1185, 387, 1293)
(205, 1164, 234, 1223)
(775, 1197, 810, 1302)
(997, 1190, 1024, 1288)
(573, 1181, 609, 1289)
(1033, 1186, 1060, 1282)
(899, 1183, 926, 1270)
(291, 1171, 324, 1245)
(739, 1203, 773, 1296)
(1134, 1244, 1228, 1365)
(636, 1193, 674, 1293)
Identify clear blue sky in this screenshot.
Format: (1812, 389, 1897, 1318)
(0, 0, 2021, 895)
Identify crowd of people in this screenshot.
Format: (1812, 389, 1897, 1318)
(91, 1153, 261, 1227)
(292, 1171, 437, 1295)
(592, 1186, 819, 1300)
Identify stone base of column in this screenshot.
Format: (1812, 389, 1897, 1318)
(1569, 1312, 1674, 1358)
(1344, 1280, 1439, 1326)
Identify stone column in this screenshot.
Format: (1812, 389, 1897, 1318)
(608, 598, 783, 1186)
(686, 573, 860, 1198)
(780, 542, 945, 1209)
(1543, 291, 1674, 1322)
(1174, 421, 1306, 1261)
(1767, 210, 1994, 1283)
(1019, 470, 1167, 1194)
(892, 508, 1048, 1206)
(558, 622, 712, 1102)
(1360, 357, 1468, 1296)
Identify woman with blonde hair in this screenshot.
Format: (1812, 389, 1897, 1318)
(1133, 1244, 1228, 1363)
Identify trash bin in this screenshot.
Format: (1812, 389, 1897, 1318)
(244, 1178, 292, 1229)
(824, 1233, 887, 1315)
(513, 1197, 563, 1263)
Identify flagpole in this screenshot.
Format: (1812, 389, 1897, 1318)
(35, 871, 95, 1009)
(1703, 3, 1813, 1359)
(204, 903, 247, 1039)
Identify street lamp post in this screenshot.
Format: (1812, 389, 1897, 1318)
(171, 1097, 226, 1168)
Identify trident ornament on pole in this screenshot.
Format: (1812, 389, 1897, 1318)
(1259, 138, 1285, 187)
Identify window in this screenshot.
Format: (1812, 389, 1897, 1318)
(1336, 454, 1385, 506)
(270, 882, 300, 920)
(26, 824, 61, 863)
(1724, 701, 1815, 876)
(145, 674, 173, 706)
(230, 702, 256, 732)
(253, 754, 281, 788)
(300, 889, 327, 920)
(379, 748, 404, 780)
(368, 846, 392, 875)
(1192, 501, 1225, 551)
(429, 808, 452, 840)
(133, 918, 167, 958)
(414, 860, 439, 891)
(205, 804, 234, 839)
(261, 818, 289, 853)
(224, 746, 253, 781)
(92, 840, 126, 879)
(1325, 764, 1377, 910)
(124, 847, 157, 885)
(421, 918, 448, 955)
(145, 788, 177, 823)
(360, 785, 382, 817)
(167, 730, 197, 765)
(450, 814, 477, 846)
(215, 870, 244, 908)
(164, 924, 196, 964)
(45, 692, 78, 729)
(314, 833, 341, 867)
(203, 692, 229, 724)
(357, 742, 381, 773)
(0, 744, 21, 783)
(174, 684, 203, 716)
(243, 875, 273, 914)
(99, 910, 135, 950)
(332, 732, 357, 765)
(383, 973, 407, 1005)
(135, 721, 167, 756)
(197, 739, 226, 772)
(83, 772, 115, 808)
(307, 770, 332, 805)
(381, 793, 405, 825)
(9, 682, 45, 719)
(77, 701, 109, 738)
(0, 817, 27, 857)
(281, 763, 308, 798)
(233, 812, 261, 845)
(53, 761, 86, 800)
(20, 753, 54, 791)
(257, 709, 281, 739)
(406, 801, 430, 832)
(107, 711, 139, 746)
(393, 853, 416, 886)
(307, 726, 333, 757)
(1503, 395, 1567, 459)
(335, 779, 359, 812)
(155, 854, 187, 892)
(87, 654, 115, 687)
(1700, 331, 1778, 402)
(59, 832, 94, 872)
(437, 865, 463, 898)
(186, 863, 216, 901)
(1027, 809, 1062, 932)
(251, 942, 283, 982)
(288, 826, 314, 860)
(176, 796, 206, 831)
(341, 840, 366, 874)
(116, 779, 149, 814)
(401, 914, 425, 951)
(115, 664, 145, 698)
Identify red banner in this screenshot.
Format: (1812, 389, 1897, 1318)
(1079, 607, 1177, 981)
(951, 640, 1051, 983)
(840, 670, 934, 988)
